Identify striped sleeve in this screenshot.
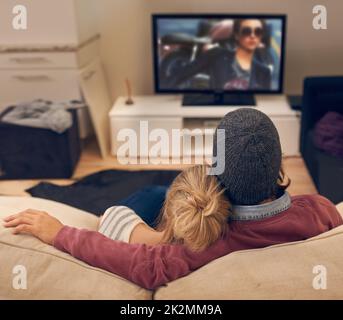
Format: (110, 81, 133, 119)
(98, 206, 145, 243)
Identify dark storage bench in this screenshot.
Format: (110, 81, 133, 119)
(0, 109, 81, 179)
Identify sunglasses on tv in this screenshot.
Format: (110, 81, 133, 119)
(240, 26, 263, 38)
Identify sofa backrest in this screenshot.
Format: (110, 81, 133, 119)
(155, 206, 343, 300)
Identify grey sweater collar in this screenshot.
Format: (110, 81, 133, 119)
(230, 192, 291, 221)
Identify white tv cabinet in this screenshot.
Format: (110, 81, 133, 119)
(109, 95, 300, 160)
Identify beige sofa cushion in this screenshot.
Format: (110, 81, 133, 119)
(155, 204, 343, 300)
(0, 196, 152, 300)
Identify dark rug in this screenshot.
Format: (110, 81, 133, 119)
(26, 169, 180, 216)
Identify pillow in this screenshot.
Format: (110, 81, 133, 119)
(314, 111, 343, 158)
(0, 196, 152, 300)
(155, 205, 343, 300)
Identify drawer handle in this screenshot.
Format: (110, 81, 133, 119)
(12, 75, 52, 82)
(9, 57, 50, 64)
(83, 70, 96, 81)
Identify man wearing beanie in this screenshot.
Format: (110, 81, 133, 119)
(6, 109, 343, 290)
(213, 108, 283, 205)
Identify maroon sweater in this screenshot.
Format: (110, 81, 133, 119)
(53, 194, 342, 290)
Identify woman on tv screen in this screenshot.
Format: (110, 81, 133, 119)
(158, 17, 282, 92)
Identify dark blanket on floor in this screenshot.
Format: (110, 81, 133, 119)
(26, 169, 180, 216)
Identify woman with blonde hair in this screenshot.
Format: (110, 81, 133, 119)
(97, 165, 231, 252)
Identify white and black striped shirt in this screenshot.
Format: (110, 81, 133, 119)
(98, 206, 145, 242)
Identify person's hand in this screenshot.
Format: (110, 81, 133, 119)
(3, 209, 64, 245)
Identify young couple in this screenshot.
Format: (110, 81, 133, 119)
(3, 108, 342, 290)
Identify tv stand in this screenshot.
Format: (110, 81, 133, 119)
(182, 93, 256, 106)
(109, 95, 301, 158)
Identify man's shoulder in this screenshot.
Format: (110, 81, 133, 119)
(290, 194, 341, 222)
(291, 194, 334, 207)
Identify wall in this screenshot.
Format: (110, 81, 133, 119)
(96, 0, 343, 99)
(0, 0, 78, 45)
(0, 0, 98, 46)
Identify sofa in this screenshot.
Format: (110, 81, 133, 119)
(1, 196, 343, 300)
(300, 76, 343, 204)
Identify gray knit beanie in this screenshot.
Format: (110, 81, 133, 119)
(213, 108, 282, 205)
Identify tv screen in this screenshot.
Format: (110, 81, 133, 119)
(152, 14, 286, 94)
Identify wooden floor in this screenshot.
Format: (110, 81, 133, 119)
(0, 139, 317, 197)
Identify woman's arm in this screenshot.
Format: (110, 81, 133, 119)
(53, 225, 205, 290)
(129, 223, 164, 245)
(97, 206, 164, 245)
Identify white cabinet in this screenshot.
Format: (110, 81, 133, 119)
(0, 42, 98, 108)
(111, 117, 183, 158)
(0, 49, 99, 139)
(0, 0, 99, 139)
(0, 69, 81, 105)
(109, 95, 301, 160)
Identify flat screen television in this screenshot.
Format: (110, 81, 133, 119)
(152, 14, 287, 106)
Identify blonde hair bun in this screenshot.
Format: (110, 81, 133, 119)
(158, 165, 231, 252)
